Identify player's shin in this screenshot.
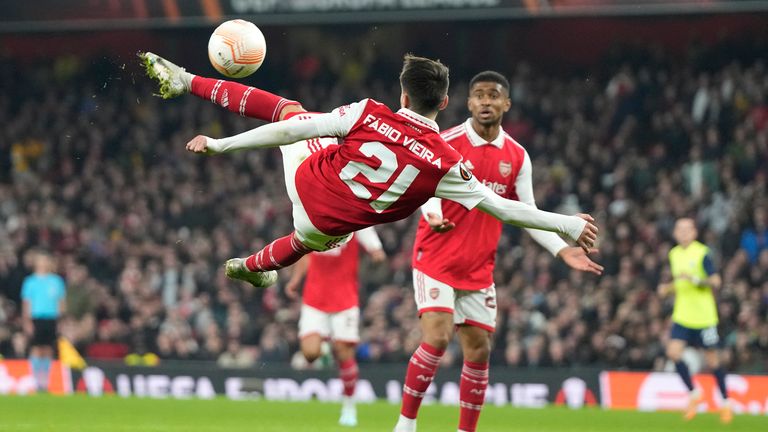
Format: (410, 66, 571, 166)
(338, 357, 359, 427)
(398, 343, 445, 424)
(190, 76, 301, 122)
(458, 360, 489, 432)
(245, 232, 313, 272)
(339, 358, 359, 399)
(674, 361, 694, 391)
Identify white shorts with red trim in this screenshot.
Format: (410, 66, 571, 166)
(280, 141, 353, 252)
(298, 304, 360, 343)
(412, 269, 497, 332)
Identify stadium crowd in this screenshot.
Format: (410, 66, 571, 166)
(0, 38, 766, 373)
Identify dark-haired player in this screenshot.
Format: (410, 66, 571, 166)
(395, 71, 603, 432)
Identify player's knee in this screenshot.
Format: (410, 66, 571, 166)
(302, 348, 322, 363)
(301, 341, 323, 363)
(666, 346, 682, 361)
(424, 330, 451, 350)
(462, 337, 491, 362)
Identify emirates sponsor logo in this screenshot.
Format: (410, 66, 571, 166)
(499, 161, 512, 177)
(482, 179, 507, 195)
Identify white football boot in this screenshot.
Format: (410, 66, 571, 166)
(224, 258, 278, 288)
(338, 397, 358, 427)
(139, 51, 192, 99)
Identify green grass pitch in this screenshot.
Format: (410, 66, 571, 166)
(1, 395, 766, 431)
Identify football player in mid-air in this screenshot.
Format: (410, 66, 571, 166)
(141, 52, 598, 286)
(143, 52, 386, 427)
(395, 71, 603, 432)
(658, 218, 732, 423)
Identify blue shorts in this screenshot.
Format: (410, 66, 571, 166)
(670, 322, 720, 349)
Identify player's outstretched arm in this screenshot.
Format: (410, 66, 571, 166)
(513, 150, 602, 273)
(186, 100, 366, 154)
(186, 118, 322, 154)
(433, 163, 597, 251)
(476, 190, 598, 251)
(140, 52, 305, 122)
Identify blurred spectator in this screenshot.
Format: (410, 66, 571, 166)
(218, 338, 256, 368)
(740, 207, 768, 264)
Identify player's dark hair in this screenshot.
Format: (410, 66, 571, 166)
(469, 71, 510, 96)
(399, 54, 449, 114)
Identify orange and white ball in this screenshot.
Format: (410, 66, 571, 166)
(207, 19, 266, 78)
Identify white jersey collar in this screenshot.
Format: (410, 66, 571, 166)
(464, 118, 505, 149)
(396, 108, 440, 133)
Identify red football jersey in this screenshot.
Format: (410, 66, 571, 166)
(294, 99, 464, 236)
(413, 119, 528, 290)
(302, 239, 361, 312)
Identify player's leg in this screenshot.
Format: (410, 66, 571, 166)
(395, 270, 455, 432)
(29, 319, 56, 392)
(299, 335, 324, 363)
(298, 304, 331, 363)
(668, 324, 699, 419)
(140, 52, 304, 121)
(224, 138, 349, 287)
(700, 325, 732, 424)
(224, 231, 311, 287)
(36, 344, 54, 392)
(454, 287, 496, 432)
(331, 307, 361, 427)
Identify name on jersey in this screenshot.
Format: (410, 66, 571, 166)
(363, 114, 442, 168)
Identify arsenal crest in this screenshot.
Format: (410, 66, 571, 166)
(429, 287, 440, 300)
(499, 161, 512, 177)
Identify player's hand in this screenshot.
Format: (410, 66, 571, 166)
(574, 213, 598, 253)
(426, 213, 455, 233)
(185, 135, 215, 154)
(657, 283, 672, 297)
(557, 247, 603, 275)
(285, 278, 301, 300)
(369, 249, 386, 263)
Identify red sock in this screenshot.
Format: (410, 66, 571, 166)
(339, 358, 358, 398)
(190, 76, 301, 122)
(245, 232, 312, 271)
(400, 343, 444, 419)
(458, 360, 489, 432)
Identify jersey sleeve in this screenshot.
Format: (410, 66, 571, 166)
(57, 275, 67, 298)
(420, 197, 443, 221)
(703, 253, 717, 275)
(515, 151, 569, 256)
(355, 226, 383, 252)
(310, 99, 369, 138)
(21, 278, 31, 300)
(434, 162, 485, 210)
(206, 99, 368, 153)
(440, 164, 588, 241)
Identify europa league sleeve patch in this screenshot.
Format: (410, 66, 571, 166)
(459, 163, 473, 181)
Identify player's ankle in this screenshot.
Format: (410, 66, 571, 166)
(180, 72, 194, 91)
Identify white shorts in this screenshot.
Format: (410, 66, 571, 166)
(298, 304, 360, 343)
(281, 140, 352, 252)
(412, 269, 497, 332)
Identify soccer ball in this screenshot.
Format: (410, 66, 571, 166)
(207, 19, 266, 78)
